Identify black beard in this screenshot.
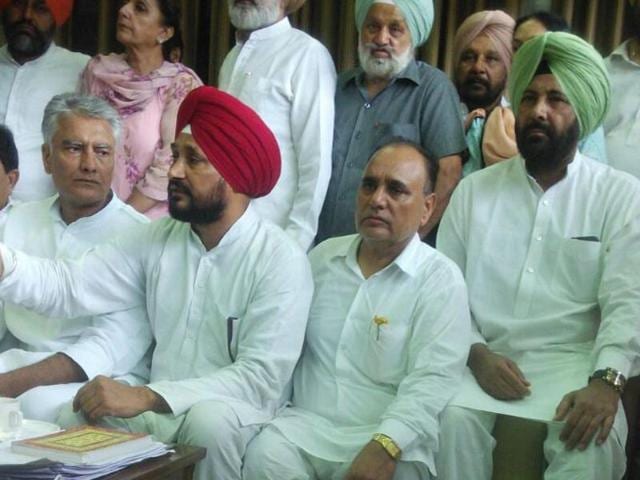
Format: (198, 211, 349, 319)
(168, 179, 227, 224)
(633, 5, 640, 39)
(2, 14, 54, 62)
(516, 118, 580, 176)
(458, 75, 506, 111)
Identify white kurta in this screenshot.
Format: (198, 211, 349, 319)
(218, 18, 336, 251)
(270, 234, 470, 474)
(0, 195, 151, 383)
(0, 206, 313, 424)
(437, 153, 640, 424)
(0, 44, 89, 201)
(604, 41, 640, 178)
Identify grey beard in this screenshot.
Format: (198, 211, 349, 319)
(227, 1, 281, 30)
(357, 42, 414, 80)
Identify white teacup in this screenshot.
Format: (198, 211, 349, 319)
(0, 397, 22, 435)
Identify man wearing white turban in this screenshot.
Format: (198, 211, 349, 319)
(436, 32, 640, 480)
(317, 0, 466, 246)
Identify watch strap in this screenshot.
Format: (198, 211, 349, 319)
(372, 433, 401, 460)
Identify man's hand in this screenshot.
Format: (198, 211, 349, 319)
(468, 344, 531, 400)
(344, 440, 397, 480)
(554, 379, 619, 450)
(73, 375, 164, 422)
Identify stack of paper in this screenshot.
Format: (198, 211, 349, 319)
(0, 426, 171, 479)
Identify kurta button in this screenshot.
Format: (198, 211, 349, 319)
(527, 267, 534, 273)
(542, 200, 549, 206)
(364, 103, 371, 109)
(536, 235, 543, 241)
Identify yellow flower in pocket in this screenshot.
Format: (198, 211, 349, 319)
(373, 315, 389, 340)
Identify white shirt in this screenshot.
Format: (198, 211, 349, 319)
(0, 44, 89, 201)
(604, 40, 640, 178)
(0, 206, 313, 423)
(0, 195, 151, 383)
(218, 18, 336, 251)
(437, 153, 640, 422)
(271, 234, 470, 474)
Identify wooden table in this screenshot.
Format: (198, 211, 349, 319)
(100, 445, 206, 480)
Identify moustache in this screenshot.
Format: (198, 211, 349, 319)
(168, 180, 191, 196)
(523, 121, 553, 137)
(363, 43, 393, 55)
(463, 75, 490, 89)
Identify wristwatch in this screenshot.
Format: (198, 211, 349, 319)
(589, 368, 626, 394)
(372, 433, 401, 460)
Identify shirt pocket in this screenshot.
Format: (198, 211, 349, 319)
(201, 302, 242, 365)
(552, 238, 602, 302)
(344, 312, 410, 384)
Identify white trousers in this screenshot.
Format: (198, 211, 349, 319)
(435, 406, 626, 480)
(58, 399, 259, 480)
(243, 424, 431, 480)
(0, 348, 84, 422)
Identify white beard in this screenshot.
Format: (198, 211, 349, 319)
(358, 41, 414, 80)
(227, 0, 282, 30)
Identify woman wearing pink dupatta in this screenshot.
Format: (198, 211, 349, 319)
(81, 0, 201, 219)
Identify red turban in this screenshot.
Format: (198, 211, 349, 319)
(175, 86, 281, 199)
(0, 0, 74, 26)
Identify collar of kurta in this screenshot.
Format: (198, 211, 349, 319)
(609, 39, 640, 68)
(189, 204, 259, 254)
(48, 191, 120, 226)
(340, 233, 423, 278)
(340, 59, 422, 89)
(520, 151, 584, 194)
(0, 42, 57, 67)
(237, 16, 291, 45)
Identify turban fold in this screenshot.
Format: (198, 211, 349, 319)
(285, 0, 306, 15)
(453, 10, 515, 71)
(175, 86, 281, 199)
(508, 32, 610, 139)
(0, 0, 74, 26)
(355, 0, 434, 48)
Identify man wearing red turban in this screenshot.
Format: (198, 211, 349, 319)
(0, 86, 314, 480)
(0, 0, 89, 201)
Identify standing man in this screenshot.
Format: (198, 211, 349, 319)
(436, 32, 640, 480)
(219, 0, 336, 251)
(2, 86, 313, 480)
(0, 94, 152, 423)
(453, 10, 517, 176)
(605, 0, 640, 177)
(244, 140, 470, 480)
(0, 0, 89, 201)
(317, 0, 466, 245)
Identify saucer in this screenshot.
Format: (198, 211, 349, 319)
(0, 419, 60, 443)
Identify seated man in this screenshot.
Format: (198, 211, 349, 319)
(244, 140, 470, 480)
(0, 124, 19, 226)
(0, 86, 313, 480)
(0, 93, 151, 422)
(436, 32, 640, 480)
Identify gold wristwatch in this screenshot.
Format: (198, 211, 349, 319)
(372, 433, 401, 460)
(589, 368, 626, 394)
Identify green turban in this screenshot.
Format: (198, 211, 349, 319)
(509, 32, 610, 139)
(355, 0, 435, 48)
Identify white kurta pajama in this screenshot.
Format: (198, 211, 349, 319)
(0, 206, 313, 480)
(0, 195, 151, 422)
(0, 44, 89, 201)
(243, 234, 471, 479)
(218, 18, 336, 251)
(604, 41, 640, 179)
(436, 153, 640, 479)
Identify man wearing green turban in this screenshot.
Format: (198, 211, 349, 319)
(436, 31, 640, 480)
(317, 0, 466, 246)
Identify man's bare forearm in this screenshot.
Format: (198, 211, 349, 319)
(421, 154, 462, 237)
(0, 353, 87, 398)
